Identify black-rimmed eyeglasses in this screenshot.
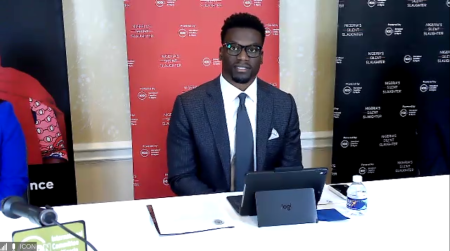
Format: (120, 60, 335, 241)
(222, 42, 262, 58)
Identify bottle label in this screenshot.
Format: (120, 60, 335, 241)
(347, 197, 367, 211)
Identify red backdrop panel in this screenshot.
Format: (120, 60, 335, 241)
(124, 0, 280, 199)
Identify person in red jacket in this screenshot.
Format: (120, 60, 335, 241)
(0, 56, 68, 165)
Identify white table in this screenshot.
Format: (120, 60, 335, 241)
(1, 175, 449, 251)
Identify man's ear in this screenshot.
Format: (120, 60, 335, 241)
(219, 47, 223, 60)
(260, 51, 264, 64)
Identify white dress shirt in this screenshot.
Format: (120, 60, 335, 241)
(220, 74, 257, 173)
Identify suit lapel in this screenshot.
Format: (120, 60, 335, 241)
(256, 80, 273, 171)
(204, 77, 231, 187)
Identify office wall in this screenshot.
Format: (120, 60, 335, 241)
(62, 0, 338, 204)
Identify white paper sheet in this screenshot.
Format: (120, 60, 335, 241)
(150, 199, 235, 235)
(318, 186, 347, 205)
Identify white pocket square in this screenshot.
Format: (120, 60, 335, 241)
(268, 128, 279, 140)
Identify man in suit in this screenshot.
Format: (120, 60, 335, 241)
(417, 97, 450, 176)
(167, 13, 303, 196)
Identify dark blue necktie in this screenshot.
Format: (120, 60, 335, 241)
(234, 93, 254, 191)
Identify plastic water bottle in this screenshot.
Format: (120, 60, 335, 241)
(346, 175, 367, 216)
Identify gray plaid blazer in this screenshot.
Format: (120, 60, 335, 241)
(167, 76, 303, 196)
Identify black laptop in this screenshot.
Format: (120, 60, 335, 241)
(226, 167, 328, 216)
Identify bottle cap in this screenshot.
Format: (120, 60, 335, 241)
(353, 175, 362, 183)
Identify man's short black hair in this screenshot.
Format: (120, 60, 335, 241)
(220, 12, 266, 45)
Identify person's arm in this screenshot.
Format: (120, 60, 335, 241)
(167, 95, 214, 196)
(29, 98, 68, 164)
(279, 94, 303, 168)
(0, 102, 29, 201)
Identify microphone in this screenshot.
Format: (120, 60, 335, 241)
(1, 196, 98, 251)
(1, 196, 57, 226)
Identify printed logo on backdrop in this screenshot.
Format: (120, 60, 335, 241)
(336, 56, 344, 64)
(182, 85, 198, 94)
(243, 0, 263, 7)
(140, 149, 149, 157)
(399, 105, 417, 117)
(124, 0, 130, 8)
(202, 57, 221, 67)
(134, 175, 139, 187)
(334, 107, 341, 119)
(343, 82, 362, 95)
(128, 60, 135, 67)
(404, 55, 422, 63)
(160, 54, 182, 68)
(331, 164, 337, 176)
(341, 136, 359, 148)
(424, 23, 444, 36)
(359, 163, 376, 175)
(162, 113, 171, 126)
(155, 0, 177, 7)
(366, 52, 386, 65)
(420, 80, 439, 92)
(338, 0, 345, 8)
(163, 173, 169, 186)
(385, 27, 393, 36)
(363, 106, 382, 119)
(341, 140, 348, 148)
(140, 145, 160, 158)
(265, 24, 279, 36)
(447, 0, 450, 7)
(399, 109, 407, 117)
(359, 167, 367, 175)
(367, 0, 386, 8)
(397, 160, 414, 173)
(137, 87, 158, 100)
(384, 81, 402, 94)
(200, 0, 222, 8)
(380, 134, 398, 147)
(407, 0, 427, 8)
(178, 25, 198, 38)
(385, 23, 403, 36)
(342, 23, 364, 37)
(130, 24, 154, 39)
(131, 114, 138, 126)
(438, 50, 450, 63)
(137, 92, 146, 100)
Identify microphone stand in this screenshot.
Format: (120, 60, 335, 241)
(1, 196, 98, 251)
(43, 205, 98, 251)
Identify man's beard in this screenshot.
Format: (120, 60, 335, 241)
(231, 73, 252, 84)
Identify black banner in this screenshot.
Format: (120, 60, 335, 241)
(331, 0, 450, 183)
(0, 0, 77, 206)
